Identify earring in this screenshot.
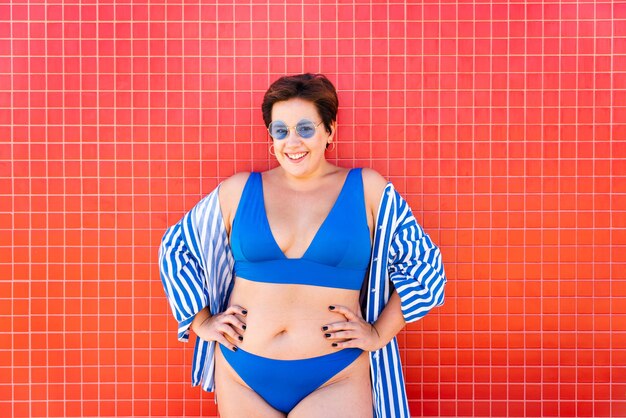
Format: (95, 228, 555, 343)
(326, 141, 336, 152)
(269, 144, 276, 156)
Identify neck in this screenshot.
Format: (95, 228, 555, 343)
(275, 162, 339, 190)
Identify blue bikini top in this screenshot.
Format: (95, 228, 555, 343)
(230, 168, 371, 290)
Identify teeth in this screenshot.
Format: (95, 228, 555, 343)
(287, 152, 307, 160)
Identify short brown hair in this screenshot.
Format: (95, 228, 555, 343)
(262, 73, 338, 135)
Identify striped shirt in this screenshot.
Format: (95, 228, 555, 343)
(159, 181, 446, 418)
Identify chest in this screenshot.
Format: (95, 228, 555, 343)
(263, 187, 340, 254)
(230, 170, 372, 267)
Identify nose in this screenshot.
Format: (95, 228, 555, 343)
(284, 128, 302, 143)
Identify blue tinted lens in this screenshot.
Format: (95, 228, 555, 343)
(269, 121, 288, 140)
(296, 120, 317, 138)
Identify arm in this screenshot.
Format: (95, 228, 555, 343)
(159, 174, 250, 343)
(191, 304, 247, 351)
(387, 211, 446, 323)
(158, 191, 217, 341)
(324, 176, 446, 350)
(325, 290, 405, 351)
(323, 169, 404, 350)
(191, 306, 211, 332)
(371, 291, 405, 347)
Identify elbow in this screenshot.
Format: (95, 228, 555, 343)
(432, 249, 447, 307)
(435, 278, 446, 307)
(433, 264, 446, 308)
(396, 270, 446, 323)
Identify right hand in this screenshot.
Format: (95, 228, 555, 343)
(192, 305, 247, 351)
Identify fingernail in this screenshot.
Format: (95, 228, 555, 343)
(242, 310, 248, 315)
(232, 346, 238, 352)
(329, 306, 335, 310)
(322, 326, 328, 331)
(238, 336, 243, 341)
(332, 343, 337, 347)
(242, 325, 247, 330)
(325, 333, 331, 338)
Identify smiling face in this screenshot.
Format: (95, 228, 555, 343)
(270, 98, 335, 179)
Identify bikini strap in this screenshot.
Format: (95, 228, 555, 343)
(232, 172, 263, 230)
(337, 168, 365, 212)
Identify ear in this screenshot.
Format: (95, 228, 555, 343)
(328, 121, 337, 138)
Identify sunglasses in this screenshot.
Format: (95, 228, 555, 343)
(267, 119, 324, 140)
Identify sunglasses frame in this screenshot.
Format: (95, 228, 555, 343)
(267, 119, 324, 140)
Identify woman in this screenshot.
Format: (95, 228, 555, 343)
(159, 73, 446, 418)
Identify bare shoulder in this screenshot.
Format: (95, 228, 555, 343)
(218, 172, 251, 233)
(360, 167, 388, 219)
(219, 171, 251, 195)
(361, 167, 388, 199)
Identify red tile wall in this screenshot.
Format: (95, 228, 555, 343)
(2, 0, 625, 417)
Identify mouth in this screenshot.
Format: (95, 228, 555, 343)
(285, 152, 308, 162)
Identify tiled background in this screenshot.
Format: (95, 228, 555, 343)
(2, 0, 625, 417)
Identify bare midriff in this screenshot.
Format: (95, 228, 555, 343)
(227, 276, 362, 360)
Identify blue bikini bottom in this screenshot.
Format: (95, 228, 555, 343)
(219, 344, 362, 413)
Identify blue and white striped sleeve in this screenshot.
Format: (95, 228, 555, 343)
(387, 191, 446, 323)
(158, 189, 218, 342)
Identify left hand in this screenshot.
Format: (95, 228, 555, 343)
(322, 305, 384, 352)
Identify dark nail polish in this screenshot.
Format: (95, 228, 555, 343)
(232, 346, 238, 352)
(242, 310, 248, 315)
(322, 326, 328, 331)
(242, 325, 247, 330)
(332, 343, 337, 347)
(329, 306, 335, 310)
(325, 333, 331, 338)
(238, 336, 243, 341)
